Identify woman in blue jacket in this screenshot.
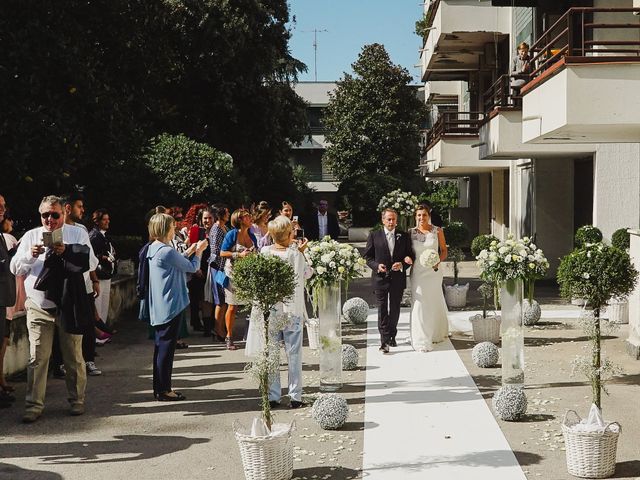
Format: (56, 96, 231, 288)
(147, 213, 208, 401)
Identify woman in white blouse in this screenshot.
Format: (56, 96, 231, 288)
(247, 215, 310, 409)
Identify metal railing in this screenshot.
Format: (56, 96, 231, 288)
(527, 7, 640, 83)
(483, 74, 525, 112)
(422, 111, 485, 152)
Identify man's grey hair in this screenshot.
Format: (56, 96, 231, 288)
(39, 195, 63, 211)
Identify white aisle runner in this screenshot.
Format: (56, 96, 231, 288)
(362, 310, 526, 479)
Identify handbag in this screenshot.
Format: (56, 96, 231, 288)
(214, 269, 229, 289)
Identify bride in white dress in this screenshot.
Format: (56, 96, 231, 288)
(409, 206, 449, 352)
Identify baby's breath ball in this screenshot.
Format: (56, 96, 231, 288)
(312, 393, 349, 430)
(523, 299, 541, 326)
(342, 344, 359, 370)
(342, 297, 369, 324)
(472, 342, 499, 368)
(493, 386, 527, 421)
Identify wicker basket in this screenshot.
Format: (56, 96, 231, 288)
(234, 420, 295, 480)
(605, 298, 629, 324)
(470, 314, 501, 344)
(562, 410, 621, 479)
(306, 318, 319, 350)
(444, 283, 469, 308)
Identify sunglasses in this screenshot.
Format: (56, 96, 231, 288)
(41, 211, 61, 220)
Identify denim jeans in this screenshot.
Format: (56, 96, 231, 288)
(268, 315, 303, 402)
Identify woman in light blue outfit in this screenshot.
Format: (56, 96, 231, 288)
(146, 213, 208, 401)
(256, 215, 311, 409)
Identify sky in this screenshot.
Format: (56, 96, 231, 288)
(288, 0, 424, 84)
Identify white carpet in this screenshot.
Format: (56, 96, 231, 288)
(362, 309, 526, 479)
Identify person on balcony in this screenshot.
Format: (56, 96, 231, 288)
(511, 42, 532, 102)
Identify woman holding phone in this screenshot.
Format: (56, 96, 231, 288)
(219, 209, 257, 350)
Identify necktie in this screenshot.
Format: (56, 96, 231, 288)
(387, 231, 395, 257)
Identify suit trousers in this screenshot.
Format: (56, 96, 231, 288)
(153, 313, 182, 396)
(375, 280, 404, 345)
(24, 299, 86, 415)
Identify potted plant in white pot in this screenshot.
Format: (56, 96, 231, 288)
(557, 242, 637, 479)
(606, 228, 631, 324)
(470, 283, 501, 344)
(232, 253, 297, 480)
(571, 225, 604, 306)
(443, 222, 469, 308)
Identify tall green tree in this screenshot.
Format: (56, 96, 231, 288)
(322, 43, 426, 225)
(0, 0, 307, 231)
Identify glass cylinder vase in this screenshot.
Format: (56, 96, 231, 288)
(500, 278, 524, 387)
(317, 282, 342, 391)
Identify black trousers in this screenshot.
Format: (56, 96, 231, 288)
(375, 281, 404, 345)
(153, 313, 181, 396)
(82, 294, 96, 363)
(187, 276, 205, 330)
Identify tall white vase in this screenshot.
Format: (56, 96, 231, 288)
(317, 283, 342, 391)
(500, 278, 524, 387)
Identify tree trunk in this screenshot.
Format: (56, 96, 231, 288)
(593, 307, 602, 410)
(261, 310, 272, 431)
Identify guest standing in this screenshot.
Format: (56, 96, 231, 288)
(209, 204, 229, 342)
(0, 195, 17, 406)
(304, 199, 340, 241)
(146, 213, 207, 401)
(89, 209, 116, 325)
(220, 209, 257, 350)
(249, 201, 271, 246)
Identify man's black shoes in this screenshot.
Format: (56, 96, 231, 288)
(388, 338, 397, 347)
(379, 344, 389, 354)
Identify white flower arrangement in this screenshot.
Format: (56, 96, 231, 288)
(312, 393, 349, 430)
(377, 189, 419, 217)
(476, 234, 549, 283)
(419, 248, 440, 270)
(306, 237, 366, 310)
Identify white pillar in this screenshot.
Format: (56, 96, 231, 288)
(626, 229, 640, 359)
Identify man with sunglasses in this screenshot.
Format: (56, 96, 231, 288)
(10, 195, 98, 423)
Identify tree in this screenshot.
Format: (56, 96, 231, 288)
(144, 133, 235, 204)
(0, 1, 308, 231)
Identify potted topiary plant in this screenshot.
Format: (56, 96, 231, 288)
(443, 221, 470, 308)
(607, 228, 632, 324)
(471, 234, 499, 259)
(575, 225, 604, 248)
(469, 282, 501, 344)
(231, 253, 297, 480)
(557, 242, 638, 479)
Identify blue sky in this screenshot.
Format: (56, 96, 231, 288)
(288, 0, 424, 84)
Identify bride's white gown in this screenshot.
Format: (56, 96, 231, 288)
(410, 227, 449, 352)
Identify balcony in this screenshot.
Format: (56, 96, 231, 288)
(521, 7, 640, 144)
(420, 112, 510, 174)
(479, 75, 596, 160)
(421, 0, 509, 81)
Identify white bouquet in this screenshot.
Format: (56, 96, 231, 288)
(306, 236, 366, 290)
(377, 189, 419, 217)
(420, 248, 440, 271)
(476, 234, 549, 283)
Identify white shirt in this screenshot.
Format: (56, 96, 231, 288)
(384, 228, 396, 257)
(318, 212, 328, 239)
(10, 225, 98, 310)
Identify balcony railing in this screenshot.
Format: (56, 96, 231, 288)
(526, 7, 640, 85)
(422, 111, 485, 152)
(483, 74, 526, 113)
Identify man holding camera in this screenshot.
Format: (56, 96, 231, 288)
(10, 195, 98, 423)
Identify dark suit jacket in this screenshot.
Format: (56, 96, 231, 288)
(0, 234, 16, 307)
(363, 229, 415, 290)
(304, 212, 340, 241)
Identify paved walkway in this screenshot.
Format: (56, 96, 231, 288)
(362, 309, 527, 479)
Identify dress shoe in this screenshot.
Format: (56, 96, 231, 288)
(22, 411, 41, 423)
(388, 338, 397, 347)
(290, 400, 305, 409)
(157, 391, 186, 402)
(269, 400, 280, 409)
(69, 403, 85, 416)
(379, 344, 389, 354)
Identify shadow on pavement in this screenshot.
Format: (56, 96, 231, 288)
(293, 466, 361, 480)
(0, 435, 209, 464)
(0, 463, 63, 480)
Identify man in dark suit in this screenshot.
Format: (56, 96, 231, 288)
(364, 208, 415, 353)
(304, 199, 340, 241)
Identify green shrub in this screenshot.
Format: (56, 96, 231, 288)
(471, 234, 499, 258)
(144, 133, 234, 202)
(574, 225, 603, 247)
(110, 235, 144, 261)
(444, 221, 469, 248)
(611, 227, 630, 250)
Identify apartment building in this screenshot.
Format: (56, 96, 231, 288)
(418, 0, 640, 356)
